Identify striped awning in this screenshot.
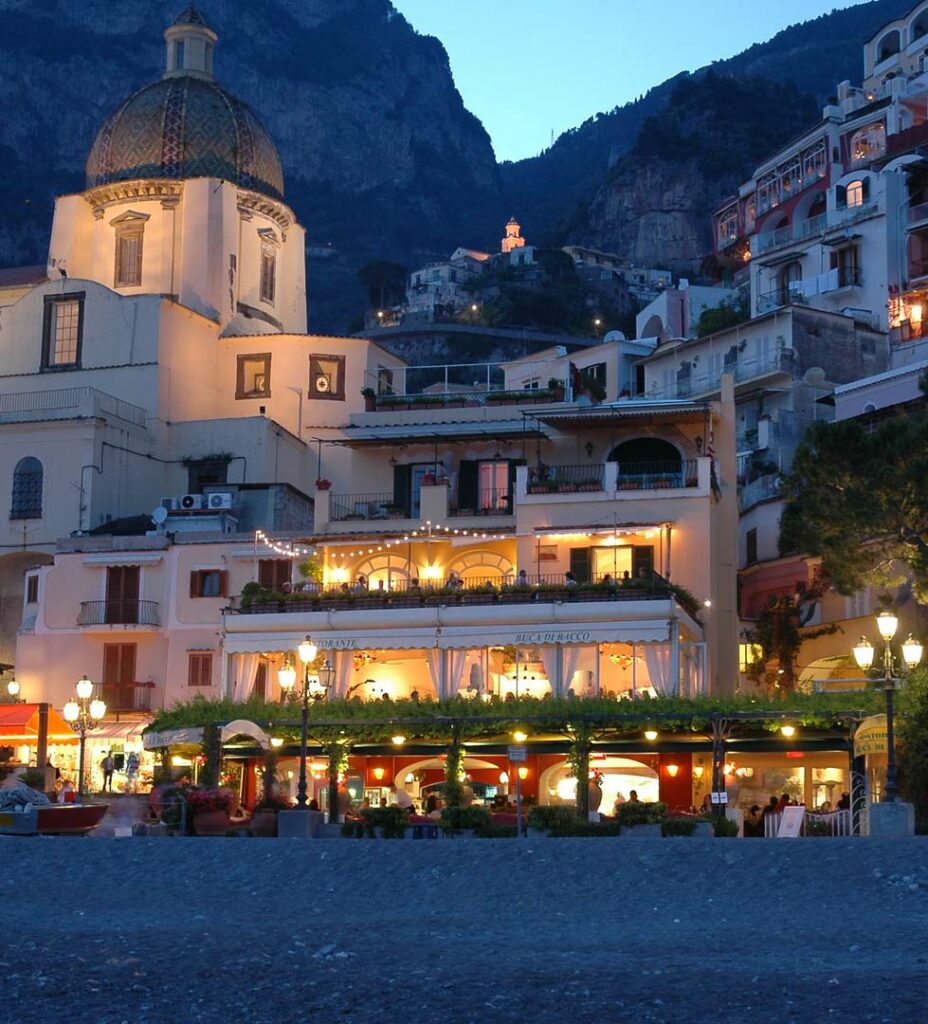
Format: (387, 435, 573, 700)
(0, 704, 79, 745)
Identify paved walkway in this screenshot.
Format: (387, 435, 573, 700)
(1, 838, 926, 1023)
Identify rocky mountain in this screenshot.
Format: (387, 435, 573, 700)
(0, 0, 497, 329)
(498, 0, 917, 269)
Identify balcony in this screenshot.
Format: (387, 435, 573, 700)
(526, 463, 605, 494)
(754, 204, 877, 256)
(101, 682, 153, 712)
(757, 267, 862, 314)
(232, 572, 699, 618)
(448, 486, 513, 517)
(330, 492, 402, 522)
(0, 386, 148, 428)
(647, 347, 789, 400)
(77, 600, 161, 628)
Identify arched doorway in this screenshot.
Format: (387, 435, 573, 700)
(446, 549, 513, 584)
(609, 438, 682, 480)
(539, 756, 659, 809)
(350, 553, 409, 590)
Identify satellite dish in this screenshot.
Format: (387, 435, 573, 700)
(151, 506, 168, 525)
(803, 367, 826, 386)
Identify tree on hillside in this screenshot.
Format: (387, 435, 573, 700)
(778, 394, 928, 600)
(357, 260, 407, 311)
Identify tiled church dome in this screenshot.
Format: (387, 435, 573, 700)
(85, 9, 284, 201)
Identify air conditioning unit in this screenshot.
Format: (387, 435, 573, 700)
(179, 494, 203, 510)
(207, 492, 233, 510)
(160, 497, 175, 511)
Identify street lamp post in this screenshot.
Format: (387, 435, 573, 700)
(853, 610, 923, 803)
(62, 675, 106, 800)
(277, 635, 334, 811)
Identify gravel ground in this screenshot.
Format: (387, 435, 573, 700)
(2, 836, 928, 1024)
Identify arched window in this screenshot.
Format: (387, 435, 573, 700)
(850, 124, 885, 166)
(11, 457, 43, 520)
(609, 438, 682, 481)
(877, 30, 901, 63)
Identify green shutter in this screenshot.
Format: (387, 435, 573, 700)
(393, 464, 412, 517)
(861, 178, 870, 202)
(835, 184, 846, 209)
(458, 460, 478, 512)
(569, 547, 592, 584)
(632, 545, 654, 579)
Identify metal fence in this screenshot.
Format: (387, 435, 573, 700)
(77, 599, 161, 626)
(330, 492, 400, 521)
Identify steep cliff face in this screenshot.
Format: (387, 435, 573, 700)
(0, 0, 497, 329)
(564, 74, 819, 274)
(500, 0, 916, 257)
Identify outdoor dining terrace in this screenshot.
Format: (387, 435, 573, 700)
(231, 572, 701, 617)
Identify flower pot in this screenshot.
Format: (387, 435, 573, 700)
(587, 782, 603, 814)
(363, 394, 377, 412)
(621, 823, 662, 838)
(250, 810, 279, 837)
(193, 811, 232, 836)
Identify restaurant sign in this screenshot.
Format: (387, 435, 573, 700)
(513, 631, 592, 645)
(316, 638, 359, 650)
(854, 714, 889, 756)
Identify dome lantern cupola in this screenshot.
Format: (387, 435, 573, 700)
(164, 6, 218, 80)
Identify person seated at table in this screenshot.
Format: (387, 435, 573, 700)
(817, 800, 833, 813)
(352, 573, 368, 592)
(516, 569, 529, 586)
(565, 571, 578, 586)
(836, 792, 850, 810)
(447, 570, 463, 590)
(777, 793, 792, 812)
(762, 794, 780, 818)
(626, 789, 641, 807)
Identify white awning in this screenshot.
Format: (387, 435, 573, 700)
(88, 721, 149, 742)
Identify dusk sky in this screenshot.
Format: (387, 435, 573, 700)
(392, 0, 870, 162)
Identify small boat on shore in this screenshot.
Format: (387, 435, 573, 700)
(0, 803, 108, 836)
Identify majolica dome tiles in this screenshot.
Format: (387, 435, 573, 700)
(86, 76, 284, 201)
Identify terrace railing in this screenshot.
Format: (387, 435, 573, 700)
(77, 600, 161, 627)
(526, 463, 605, 493)
(615, 460, 698, 489)
(330, 492, 402, 522)
(448, 486, 513, 517)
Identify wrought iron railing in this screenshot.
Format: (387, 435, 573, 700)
(526, 464, 604, 493)
(330, 492, 402, 521)
(101, 682, 153, 712)
(78, 600, 161, 626)
(448, 487, 513, 516)
(615, 460, 698, 489)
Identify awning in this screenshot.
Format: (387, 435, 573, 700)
(143, 720, 270, 751)
(337, 420, 546, 447)
(533, 402, 710, 430)
(86, 721, 150, 742)
(0, 703, 79, 745)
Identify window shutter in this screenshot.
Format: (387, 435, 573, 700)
(393, 464, 412, 517)
(508, 458, 526, 494)
(218, 571, 229, 598)
(188, 654, 200, 687)
(835, 184, 847, 209)
(861, 177, 870, 202)
(569, 547, 592, 584)
(190, 571, 199, 598)
(632, 545, 655, 579)
(458, 460, 478, 511)
(258, 559, 276, 588)
(102, 644, 121, 684)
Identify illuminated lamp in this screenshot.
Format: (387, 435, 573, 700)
(644, 729, 658, 742)
(665, 763, 680, 778)
(373, 766, 385, 781)
(517, 766, 529, 780)
(391, 734, 406, 746)
(780, 724, 796, 738)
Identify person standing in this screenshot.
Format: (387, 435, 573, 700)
(100, 751, 115, 792)
(125, 751, 140, 793)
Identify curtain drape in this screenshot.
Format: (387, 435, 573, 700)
(643, 642, 674, 696)
(232, 653, 260, 701)
(539, 647, 560, 696)
(562, 645, 582, 696)
(426, 649, 444, 699)
(332, 651, 354, 698)
(448, 650, 468, 697)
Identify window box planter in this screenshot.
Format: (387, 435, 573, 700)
(249, 810, 279, 837)
(192, 810, 232, 836)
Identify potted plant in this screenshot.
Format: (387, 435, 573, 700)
(662, 816, 713, 838)
(315, 478, 332, 490)
(525, 805, 579, 838)
(439, 804, 491, 839)
(186, 789, 236, 836)
(548, 377, 566, 402)
(361, 386, 377, 412)
(617, 799, 667, 836)
(248, 792, 291, 837)
(361, 805, 408, 839)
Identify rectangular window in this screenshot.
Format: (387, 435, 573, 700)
(592, 545, 632, 579)
(42, 293, 84, 370)
(309, 354, 346, 400)
(115, 231, 143, 287)
(477, 461, 509, 512)
(26, 575, 39, 603)
(105, 565, 140, 624)
(189, 569, 229, 598)
(260, 250, 276, 304)
(188, 652, 213, 687)
(258, 558, 292, 591)
(376, 367, 394, 394)
(174, 40, 185, 70)
(236, 353, 271, 399)
(746, 528, 758, 566)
